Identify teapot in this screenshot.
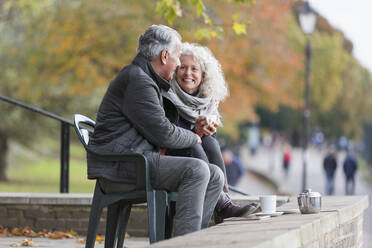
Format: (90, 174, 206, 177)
(297, 189, 322, 214)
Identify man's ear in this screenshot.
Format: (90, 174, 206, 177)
(160, 50, 168, 65)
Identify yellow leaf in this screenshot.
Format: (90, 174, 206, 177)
(96, 235, 104, 243)
(232, 22, 246, 35)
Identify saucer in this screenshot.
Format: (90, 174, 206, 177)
(255, 211, 284, 217)
(282, 209, 300, 214)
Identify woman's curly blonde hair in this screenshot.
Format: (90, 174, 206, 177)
(179, 42, 229, 103)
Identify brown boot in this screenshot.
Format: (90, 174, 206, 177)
(214, 202, 259, 224)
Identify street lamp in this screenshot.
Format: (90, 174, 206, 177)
(298, 1, 317, 192)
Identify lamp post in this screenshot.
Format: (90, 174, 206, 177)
(298, 1, 317, 192)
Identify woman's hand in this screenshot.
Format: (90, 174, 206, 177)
(195, 134, 202, 144)
(194, 116, 217, 137)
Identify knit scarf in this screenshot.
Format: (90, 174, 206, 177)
(163, 79, 221, 125)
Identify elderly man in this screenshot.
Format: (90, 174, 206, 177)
(88, 25, 224, 236)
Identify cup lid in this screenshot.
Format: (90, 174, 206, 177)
(298, 189, 321, 197)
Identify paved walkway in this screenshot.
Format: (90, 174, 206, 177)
(0, 236, 148, 248)
(232, 167, 276, 196)
(240, 146, 372, 247)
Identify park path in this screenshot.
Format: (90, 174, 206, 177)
(239, 146, 372, 247)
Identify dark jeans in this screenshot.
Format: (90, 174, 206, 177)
(325, 173, 335, 195)
(345, 176, 355, 195)
(166, 135, 231, 212)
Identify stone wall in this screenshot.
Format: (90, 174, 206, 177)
(302, 214, 362, 248)
(0, 193, 148, 236)
(0, 204, 94, 234)
(148, 196, 369, 248)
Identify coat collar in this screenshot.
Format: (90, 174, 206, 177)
(132, 54, 171, 91)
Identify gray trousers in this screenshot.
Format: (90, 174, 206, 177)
(153, 155, 224, 237)
(99, 154, 224, 237)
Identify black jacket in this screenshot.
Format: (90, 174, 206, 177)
(323, 154, 337, 177)
(87, 54, 198, 183)
(343, 155, 357, 177)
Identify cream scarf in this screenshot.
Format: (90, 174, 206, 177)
(163, 79, 221, 125)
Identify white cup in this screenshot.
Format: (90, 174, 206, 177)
(259, 195, 277, 214)
(206, 115, 218, 125)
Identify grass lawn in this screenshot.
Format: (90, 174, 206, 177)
(0, 138, 95, 193)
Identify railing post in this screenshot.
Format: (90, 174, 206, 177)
(60, 122, 70, 193)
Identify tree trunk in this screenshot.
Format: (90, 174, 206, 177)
(0, 133, 8, 181)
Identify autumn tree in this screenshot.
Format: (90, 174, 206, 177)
(0, 0, 158, 180)
(0, 0, 256, 180)
(1, 0, 372, 182)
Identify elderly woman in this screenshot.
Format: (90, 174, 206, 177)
(163, 43, 258, 224)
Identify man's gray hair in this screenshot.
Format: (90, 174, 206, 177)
(137, 24, 181, 61)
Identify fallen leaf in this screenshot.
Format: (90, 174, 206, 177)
(66, 229, 77, 237)
(11, 228, 23, 236)
(96, 235, 104, 243)
(2, 226, 77, 241)
(76, 238, 86, 244)
(0, 227, 12, 237)
(21, 227, 40, 238)
(10, 238, 39, 247)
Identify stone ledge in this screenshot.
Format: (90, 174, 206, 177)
(0, 192, 288, 207)
(148, 195, 369, 248)
(0, 193, 93, 205)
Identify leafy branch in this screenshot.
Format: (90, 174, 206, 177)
(155, 0, 256, 39)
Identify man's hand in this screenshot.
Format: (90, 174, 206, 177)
(194, 116, 217, 137)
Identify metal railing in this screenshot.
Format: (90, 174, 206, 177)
(0, 95, 251, 196)
(0, 95, 72, 193)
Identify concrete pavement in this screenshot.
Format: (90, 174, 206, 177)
(0, 236, 149, 248)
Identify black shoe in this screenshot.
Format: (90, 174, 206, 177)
(214, 202, 259, 224)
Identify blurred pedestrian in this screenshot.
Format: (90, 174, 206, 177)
(343, 152, 358, 195)
(323, 145, 337, 195)
(282, 143, 292, 178)
(222, 148, 244, 187)
(338, 136, 348, 151)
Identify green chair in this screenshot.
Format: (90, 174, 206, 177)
(73, 114, 176, 248)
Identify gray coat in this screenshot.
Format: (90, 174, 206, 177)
(88, 54, 198, 184)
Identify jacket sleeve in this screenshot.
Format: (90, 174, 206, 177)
(122, 74, 199, 149)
